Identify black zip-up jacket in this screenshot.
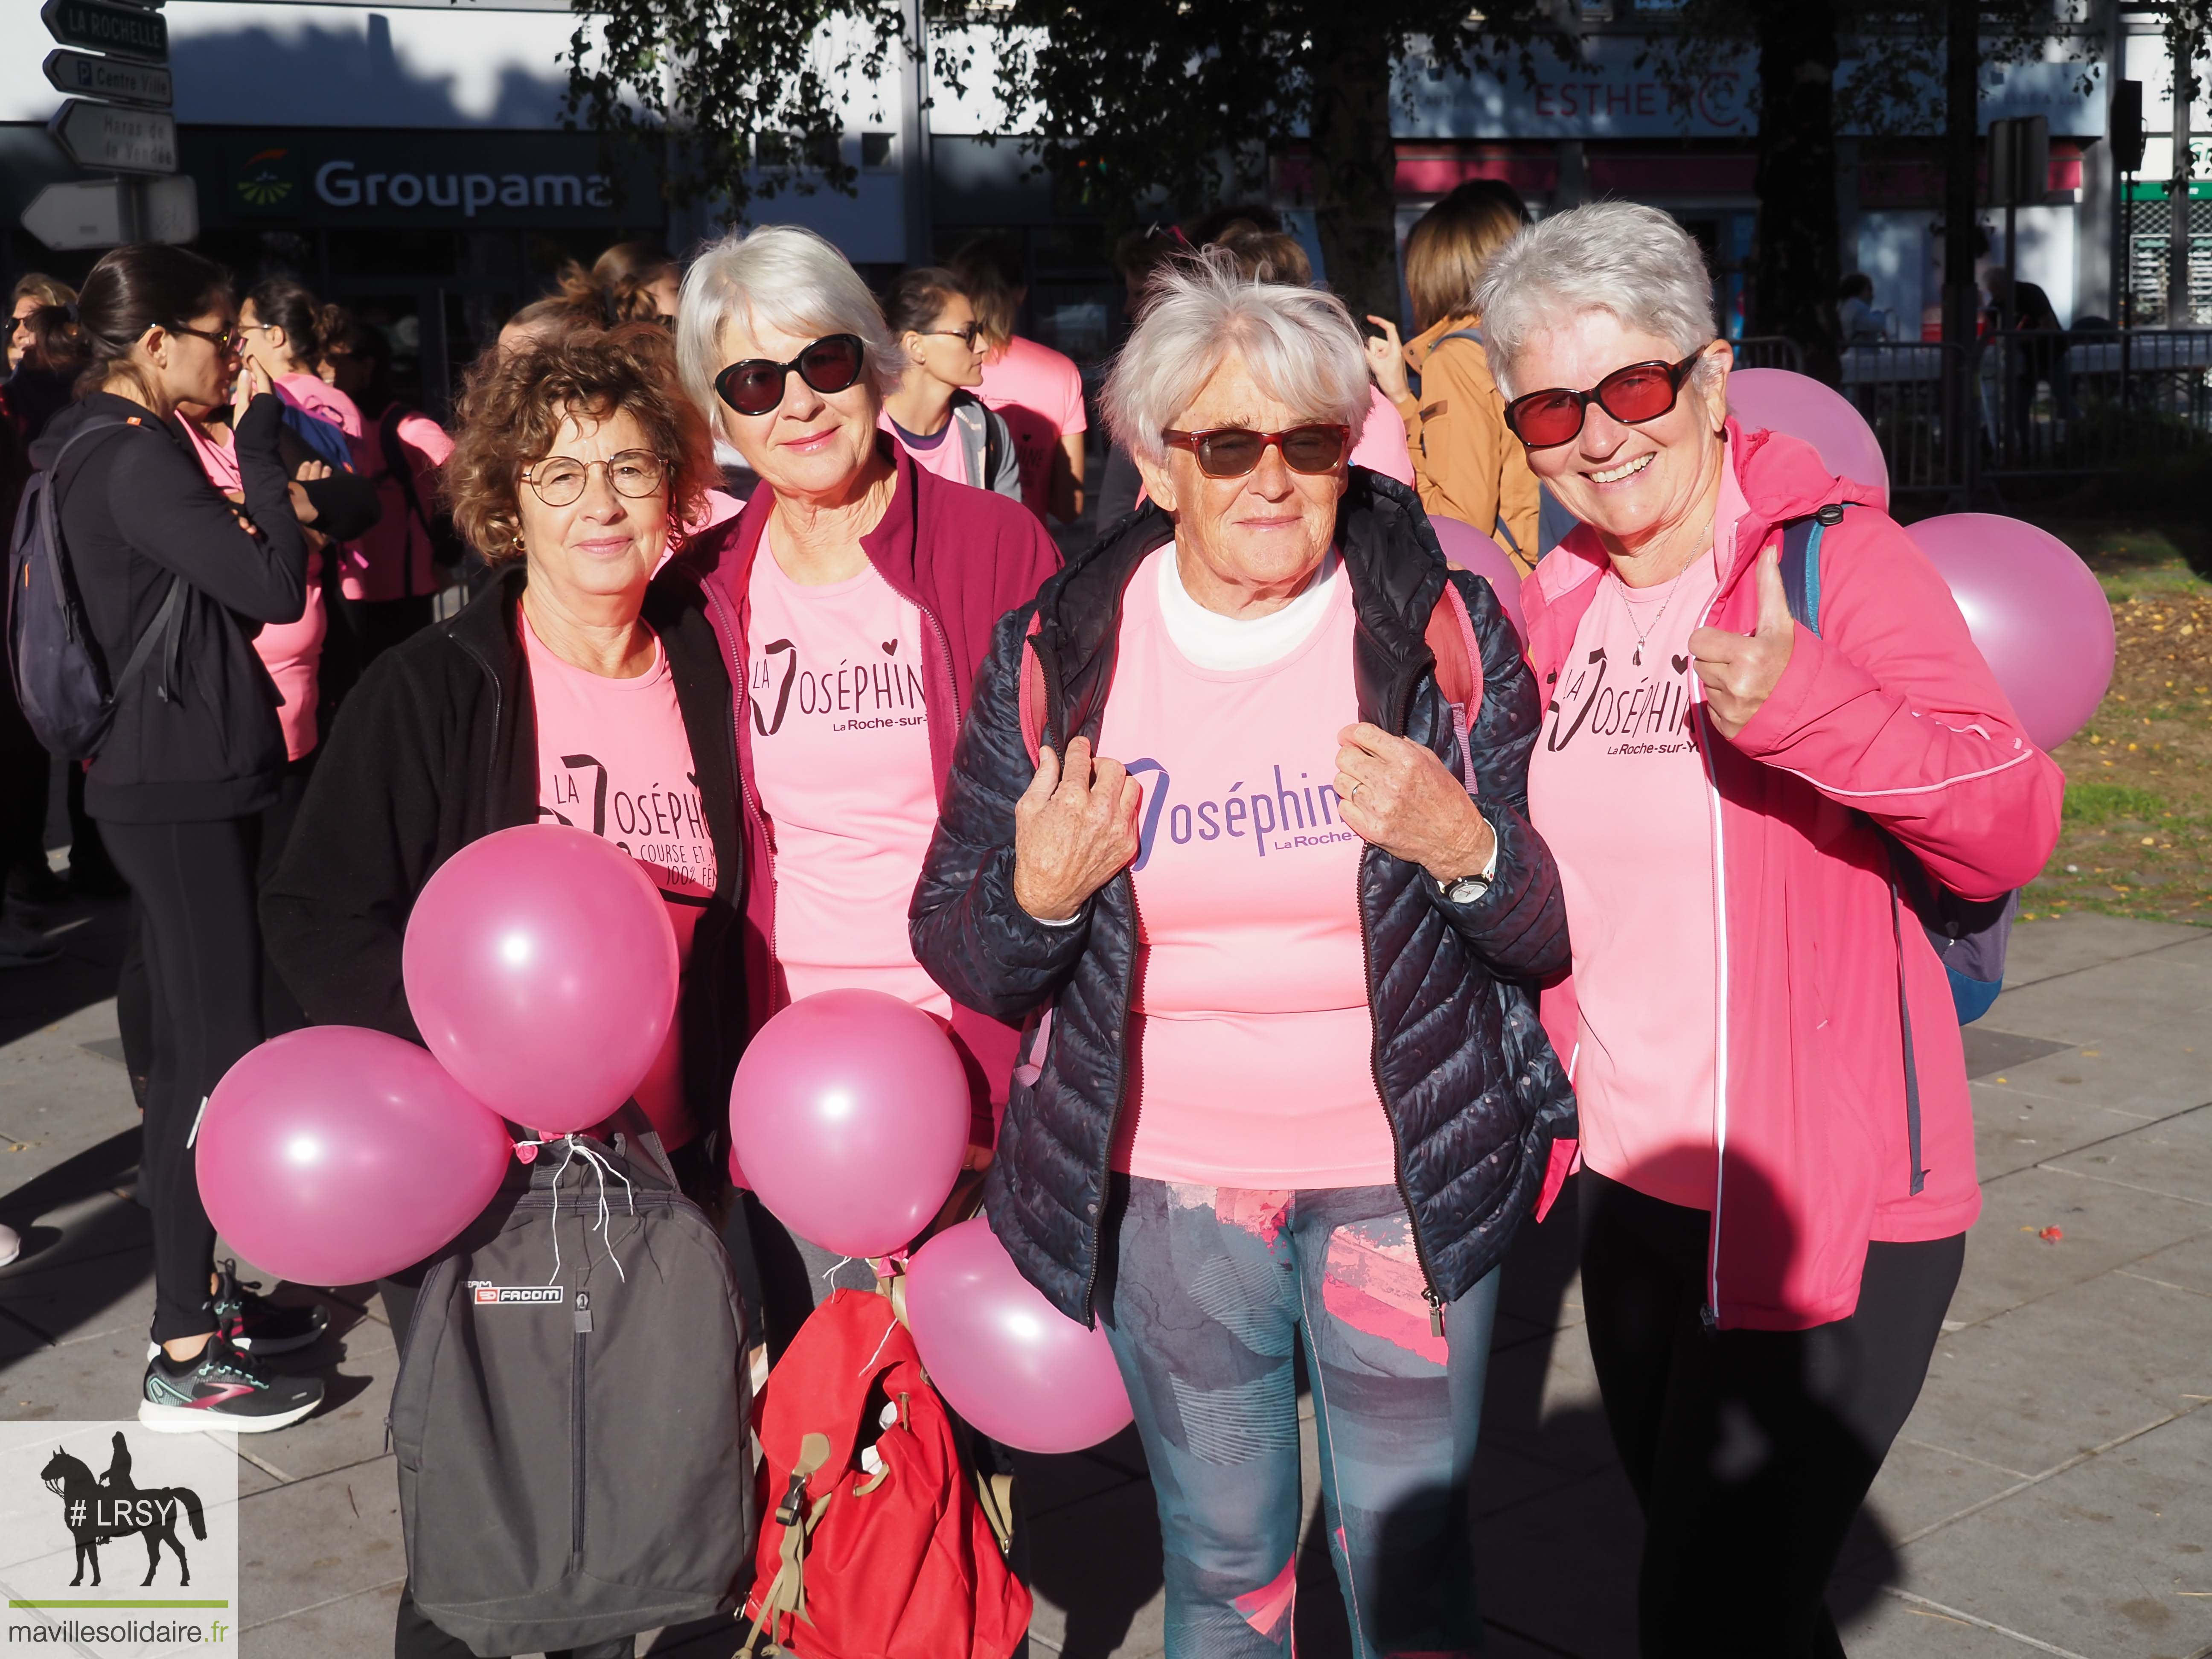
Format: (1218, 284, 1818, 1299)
(911, 470, 1578, 1323)
(32, 390, 308, 821)
(260, 562, 746, 1138)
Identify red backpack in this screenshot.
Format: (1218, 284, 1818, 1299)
(741, 1289, 1031, 1659)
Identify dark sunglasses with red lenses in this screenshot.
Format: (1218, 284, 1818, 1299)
(1502, 352, 1705, 450)
(1161, 424, 1351, 479)
(713, 333, 865, 416)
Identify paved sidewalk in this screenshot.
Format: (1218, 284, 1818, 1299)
(2, 897, 2207, 1657)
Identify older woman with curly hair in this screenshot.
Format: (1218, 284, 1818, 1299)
(262, 323, 738, 1659)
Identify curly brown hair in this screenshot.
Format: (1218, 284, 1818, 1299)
(443, 323, 714, 563)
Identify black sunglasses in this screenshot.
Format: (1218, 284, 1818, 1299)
(169, 322, 240, 355)
(1502, 353, 1705, 449)
(714, 334, 866, 416)
(1161, 424, 1351, 479)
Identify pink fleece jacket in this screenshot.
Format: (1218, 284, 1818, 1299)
(1522, 422, 2064, 1331)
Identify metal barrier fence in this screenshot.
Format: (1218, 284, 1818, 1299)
(1827, 329, 2212, 495)
(1731, 336, 1805, 373)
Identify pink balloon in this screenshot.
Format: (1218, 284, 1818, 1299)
(1428, 515, 1528, 648)
(1727, 368, 1890, 509)
(198, 1026, 514, 1286)
(903, 1218, 1134, 1454)
(402, 824, 678, 1135)
(729, 990, 969, 1258)
(1905, 513, 2115, 752)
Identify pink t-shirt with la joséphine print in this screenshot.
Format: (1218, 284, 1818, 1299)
(524, 613, 717, 1148)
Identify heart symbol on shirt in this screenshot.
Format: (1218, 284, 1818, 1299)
(1671, 653, 1690, 675)
(882, 639, 899, 655)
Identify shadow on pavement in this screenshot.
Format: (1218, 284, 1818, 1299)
(0, 892, 131, 1051)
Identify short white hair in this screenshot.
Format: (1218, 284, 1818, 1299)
(675, 224, 903, 423)
(1474, 203, 1719, 399)
(1104, 251, 1369, 468)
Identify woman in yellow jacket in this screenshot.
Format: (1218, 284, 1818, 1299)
(1366, 180, 1545, 573)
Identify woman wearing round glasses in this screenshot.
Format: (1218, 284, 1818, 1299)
(912, 251, 1572, 1655)
(1483, 203, 2061, 1653)
(879, 266, 1023, 501)
(672, 225, 1060, 1345)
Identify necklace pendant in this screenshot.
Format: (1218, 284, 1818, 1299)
(1632, 646, 1643, 667)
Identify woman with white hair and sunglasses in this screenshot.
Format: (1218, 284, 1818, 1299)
(1489, 202, 2061, 1654)
(911, 251, 1574, 1656)
(674, 225, 1061, 1345)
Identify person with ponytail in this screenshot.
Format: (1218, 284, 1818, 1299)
(239, 275, 363, 444)
(32, 244, 326, 1433)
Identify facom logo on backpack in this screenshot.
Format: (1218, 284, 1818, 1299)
(7, 413, 185, 759)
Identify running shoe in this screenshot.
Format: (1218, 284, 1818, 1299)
(0, 1224, 18, 1269)
(140, 1334, 323, 1434)
(213, 1260, 328, 1355)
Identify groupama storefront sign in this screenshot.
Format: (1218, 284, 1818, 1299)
(183, 128, 662, 229)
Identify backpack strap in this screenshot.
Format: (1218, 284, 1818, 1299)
(739, 1431, 835, 1657)
(1775, 501, 1932, 1192)
(37, 415, 185, 703)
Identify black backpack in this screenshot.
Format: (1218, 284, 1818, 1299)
(6, 413, 185, 760)
(389, 1126, 756, 1655)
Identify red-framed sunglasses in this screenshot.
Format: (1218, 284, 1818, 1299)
(1161, 424, 1351, 479)
(1502, 352, 1705, 449)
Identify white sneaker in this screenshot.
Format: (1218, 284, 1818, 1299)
(0, 1225, 18, 1268)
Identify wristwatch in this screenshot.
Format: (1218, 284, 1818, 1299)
(1435, 869, 1493, 905)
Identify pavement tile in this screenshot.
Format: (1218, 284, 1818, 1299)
(1023, 1475, 1165, 1659)
(1473, 1325, 1616, 1478)
(237, 1457, 407, 1629)
(1849, 1431, 2026, 1550)
(1984, 943, 2212, 1065)
(1468, 1464, 1640, 1659)
(2042, 1103, 2212, 1211)
(2001, 914, 2205, 990)
(1950, 1163, 2212, 1328)
(1870, 1405, 2212, 1659)
(1960, 1026, 2071, 1080)
(1830, 1588, 2064, 1659)
(1906, 1268, 2212, 1479)
(1971, 1079, 2161, 1181)
(1979, 1031, 2212, 1124)
(2125, 1235, 2212, 1301)
(242, 1577, 406, 1656)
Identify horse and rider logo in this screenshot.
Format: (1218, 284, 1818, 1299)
(38, 1432, 207, 1588)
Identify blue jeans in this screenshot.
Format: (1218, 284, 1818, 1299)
(1097, 1177, 1500, 1657)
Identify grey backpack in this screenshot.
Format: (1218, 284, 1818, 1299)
(389, 1127, 756, 1656)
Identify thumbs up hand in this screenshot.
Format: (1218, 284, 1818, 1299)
(1688, 546, 1796, 740)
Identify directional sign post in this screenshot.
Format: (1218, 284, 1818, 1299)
(49, 99, 176, 174)
(38, 0, 168, 63)
(22, 176, 198, 250)
(43, 48, 172, 109)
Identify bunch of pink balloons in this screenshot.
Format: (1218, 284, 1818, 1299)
(403, 824, 680, 1134)
(198, 822, 685, 1285)
(728, 990, 972, 1258)
(1728, 369, 1890, 509)
(1427, 516, 1527, 648)
(902, 1218, 1134, 1454)
(198, 1027, 513, 1286)
(1906, 514, 2116, 752)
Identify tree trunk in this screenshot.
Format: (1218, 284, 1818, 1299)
(1307, 25, 1402, 329)
(1942, 0, 1980, 498)
(1751, 0, 1842, 383)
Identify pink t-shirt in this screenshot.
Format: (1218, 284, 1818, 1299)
(744, 543, 949, 1016)
(976, 336, 1086, 519)
(1350, 383, 1416, 486)
(523, 613, 717, 1147)
(176, 414, 326, 762)
(1095, 546, 1398, 1189)
(1524, 459, 1747, 1210)
(878, 408, 975, 489)
(343, 407, 455, 603)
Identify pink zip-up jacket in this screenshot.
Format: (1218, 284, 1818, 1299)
(1523, 422, 2064, 1330)
(684, 439, 1063, 1138)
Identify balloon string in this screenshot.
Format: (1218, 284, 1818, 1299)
(523, 1136, 633, 1287)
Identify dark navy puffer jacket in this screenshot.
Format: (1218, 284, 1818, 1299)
(910, 471, 1577, 1324)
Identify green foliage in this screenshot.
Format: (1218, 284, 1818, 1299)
(2063, 783, 2168, 824)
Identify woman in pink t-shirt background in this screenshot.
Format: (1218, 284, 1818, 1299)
(264, 324, 745, 1659)
(674, 225, 1061, 1351)
(914, 254, 1572, 1655)
(878, 267, 1023, 502)
(1489, 202, 2063, 1652)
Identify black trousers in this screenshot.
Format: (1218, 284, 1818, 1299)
(1578, 1170, 1965, 1659)
(100, 816, 267, 1343)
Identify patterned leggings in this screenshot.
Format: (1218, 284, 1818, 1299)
(1097, 1176, 1500, 1658)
